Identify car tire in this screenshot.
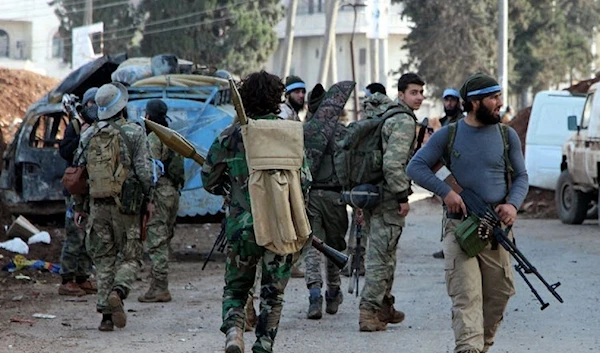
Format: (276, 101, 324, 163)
(556, 170, 590, 225)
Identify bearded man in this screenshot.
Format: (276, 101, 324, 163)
(279, 75, 306, 121)
(407, 73, 529, 353)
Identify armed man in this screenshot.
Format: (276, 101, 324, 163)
(138, 99, 184, 303)
(358, 73, 424, 332)
(407, 73, 528, 353)
(58, 87, 98, 297)
(303, 83, 348, 320)
(202, 71, 312, 353)
(73, 82, 153, 332)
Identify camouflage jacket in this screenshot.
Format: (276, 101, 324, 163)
(364, 93, 417, 202)
(201, 115, 312, 240)
(73, 117, 153, 212)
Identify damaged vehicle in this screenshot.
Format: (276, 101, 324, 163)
(1, 55, 234, 217)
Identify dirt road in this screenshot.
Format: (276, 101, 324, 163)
(1, 198, 598, 353)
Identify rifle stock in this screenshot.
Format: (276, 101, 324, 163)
(348, 223, 362, 296)
(312, 236, 348, 270)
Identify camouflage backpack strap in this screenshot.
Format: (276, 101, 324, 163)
(498, 123, 514, 192)
(73, 119, 81, 135)
(443, 122, 458, 169)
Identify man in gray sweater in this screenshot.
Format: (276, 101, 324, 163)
(407, 73, 528, 353)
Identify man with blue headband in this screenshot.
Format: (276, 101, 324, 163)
(407, 73, 528, 353)
(279, 75, 306, 121)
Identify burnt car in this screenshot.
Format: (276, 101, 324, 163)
(1, 55, 233, 217)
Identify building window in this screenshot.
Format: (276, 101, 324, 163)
(359, 48, 367, 65)
(0, 29, 9, 57)
(52, 32, 64, 58)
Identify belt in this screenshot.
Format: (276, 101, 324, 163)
(93, 197, 117, 205)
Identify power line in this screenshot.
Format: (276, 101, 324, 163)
(28, 0, 258, 49)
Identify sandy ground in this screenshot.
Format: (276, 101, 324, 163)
(0, 197, 598, 353)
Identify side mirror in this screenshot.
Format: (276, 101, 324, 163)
(567, 115, 579, 131)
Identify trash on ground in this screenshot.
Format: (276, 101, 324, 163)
(15, 274, 31, 280)
(10, 317, 36, 324)
(32, 313, 56, 319)
(0, 238, 29, 254)
(11, 295, 23, 301)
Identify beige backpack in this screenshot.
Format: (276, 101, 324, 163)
(242, 118, 311, 255)
(87, 123, 129, 200)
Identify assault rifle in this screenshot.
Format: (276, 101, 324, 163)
(202, 218, 228, 270)
(456, 184, 564, 310)
(347, 222, 362, 296)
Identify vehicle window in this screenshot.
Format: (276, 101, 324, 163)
(581, 93, 593, 129)
(29, 113, 68, 148)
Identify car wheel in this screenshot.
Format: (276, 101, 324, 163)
(556, 170, 590, 224)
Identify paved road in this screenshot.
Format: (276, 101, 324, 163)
(2, 199, 598, 353)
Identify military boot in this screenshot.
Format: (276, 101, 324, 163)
(457, 350, 480, 353)
(378, 295, 405, 324)
(98, 314, 114, 332)
(225, 327, 245, 353)
(108, 290, 127, 328)
(359, 305, 387, 332)
(58, 281, 86, 297)
(307, 290, 323, 320)
(244, 295, 257, 332)
(482, 342, 493, 352)
(325, 288, 343, 315)
(138, 279, 172, 303)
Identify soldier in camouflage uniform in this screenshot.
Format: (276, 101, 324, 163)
(138, 99, 184, 303)
(73, 82, 153, 332)
(202, 71, 311, 353)
(58, 87, 98, 297)
(358, 73, 424, 332)
(303, 83, 348, 320)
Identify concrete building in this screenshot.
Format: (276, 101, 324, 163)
(264, 0, 440, 119)
(0, 0, 71, 79)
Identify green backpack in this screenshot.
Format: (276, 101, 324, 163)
(334, 104, 416, 188)
(164, 148, 185, 188)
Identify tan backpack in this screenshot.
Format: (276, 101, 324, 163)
(87, 123, 129, 200)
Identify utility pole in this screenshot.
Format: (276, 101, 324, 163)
(84, 0, 93, 25)
(369, 39, 379, 84)
(318, 0, 340, 86)
(281, 0, 299, 79)
(329, 32, 338, 84)
(498, 0, 508, 104)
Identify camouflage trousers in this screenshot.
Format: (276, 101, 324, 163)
(443, 218, 515, 353)
(305, 189, 348, 290)
(222, 227, 295, 353)
(60, 197, 93, 281)
(85, 199, 143, 314)
(359, 201, 404, 310)
(146, 182, 179, 283)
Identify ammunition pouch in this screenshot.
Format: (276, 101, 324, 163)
(454, 214, 489, 257)
(119, 177, 145, 215)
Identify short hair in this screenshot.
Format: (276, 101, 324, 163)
(366, 83, 387, 96)
(398, 73, 425, 93)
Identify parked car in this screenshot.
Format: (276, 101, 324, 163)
(525, 90, 586, 190)
(556, 82, 600, 225)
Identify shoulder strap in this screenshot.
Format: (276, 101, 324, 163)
(73, 119, 81, 135)
(443, 122, 458, 169)
(498, 123, 514, 192)
(108, 121, 135, 157)
(380, 104, 416, 121)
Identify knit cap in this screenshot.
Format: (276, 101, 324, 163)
(459, 73, 500, 101)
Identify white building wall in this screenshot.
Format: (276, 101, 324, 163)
(264, 1, 439, 119)
(0, 0, 70, 79)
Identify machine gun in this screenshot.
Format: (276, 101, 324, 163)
(460, 187, 564, 310)
(347, 222, 362, 296)
(202, 218, 228, 270)
(61, 94, 82, 120)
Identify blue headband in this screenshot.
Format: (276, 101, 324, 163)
(467, 85, 501, 97)
(286, 82, 306, 92)
(98, 89, 122, 112)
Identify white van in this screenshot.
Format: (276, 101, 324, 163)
(525, 90, 586, 190)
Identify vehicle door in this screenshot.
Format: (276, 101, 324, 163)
(569, 92, 593, 185)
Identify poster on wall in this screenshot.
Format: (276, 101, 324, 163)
(366, 0, 390, 40)
(71, 22, 104, 70)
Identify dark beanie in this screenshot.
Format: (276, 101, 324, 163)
(459, 73, 501, 101)
(145, 99, 169, 127)
(307, 84, 326, 114)
(285, 75, 306, 93)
